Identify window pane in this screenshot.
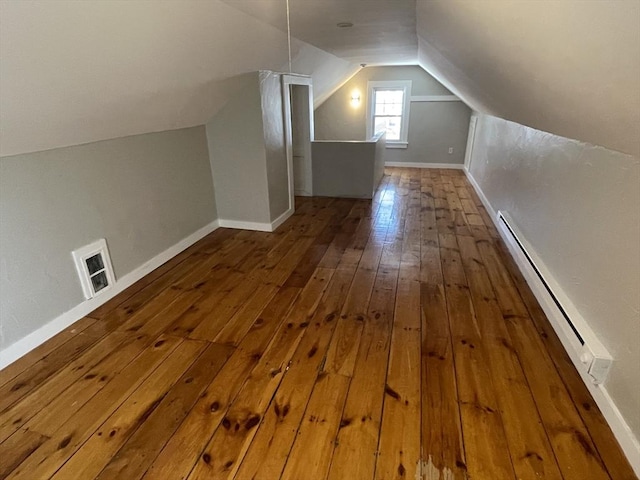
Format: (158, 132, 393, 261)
(374, 116, 402, 141)
(374, 89, 404, 116)
(375, 89, 403, 104)
(382, 103, 403, 116)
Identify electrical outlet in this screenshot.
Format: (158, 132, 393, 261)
(448, 147, 453, 154)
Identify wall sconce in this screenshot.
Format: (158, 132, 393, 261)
(350, 90, 361, 107)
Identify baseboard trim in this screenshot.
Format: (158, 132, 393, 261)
(463, 167, 499, 228)
(385, 162, 464, 169)
(218, 208, 295, 233)
(270, 207, 294, 231)
(463, 168, 640, 477)
(218, 219, 273, 232)
(0, 219, 220, 370)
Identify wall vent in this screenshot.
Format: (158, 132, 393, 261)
(497, 211, 612, 385)
(72, 239, 115, 300)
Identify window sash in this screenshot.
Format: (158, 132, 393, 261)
(366, 80, 412, 145)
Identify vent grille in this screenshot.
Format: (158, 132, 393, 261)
(72, 239, 115, 299)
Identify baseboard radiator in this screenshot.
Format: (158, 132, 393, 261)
(497, 211, 612, 384)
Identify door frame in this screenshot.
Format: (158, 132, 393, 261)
(463, 114, 478, 172)
(282, 74, 314, 211)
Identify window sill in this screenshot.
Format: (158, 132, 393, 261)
(386, 142, 408, 149)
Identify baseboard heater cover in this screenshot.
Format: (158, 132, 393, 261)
(497, 211, 612, 385)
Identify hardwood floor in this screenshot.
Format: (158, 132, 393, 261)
(0, 167, 635, 480)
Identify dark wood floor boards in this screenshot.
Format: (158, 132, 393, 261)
(0, 167, 635, 480)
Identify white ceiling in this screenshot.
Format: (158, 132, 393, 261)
(1, 0, 638, 157)
(220, 0, 418, 65)
(0, 0, 358, 157)
(416, 0, 640, 156)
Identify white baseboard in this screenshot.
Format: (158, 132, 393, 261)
(218, 219, 273, 232)
(463, 167, 499, 227)
(270, 207, 294, 231)
(463, 168, 640, 477)
(218, 207, 294, 233)
(592, 384, 640, 476)
(0, 220, 220, 370)
(385, 162, 464, 169)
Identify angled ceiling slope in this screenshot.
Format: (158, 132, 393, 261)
(220, 0, 418, 65)
(416, 0, 640, 157)
(0, 0, 360, 157)
(2, 1, 638, 157)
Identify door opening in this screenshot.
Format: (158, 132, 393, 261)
(290, 84, 312, 198)
(282, 74, 314, 212)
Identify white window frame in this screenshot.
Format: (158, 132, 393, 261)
(366, 80, 412, 149)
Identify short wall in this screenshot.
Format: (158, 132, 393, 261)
(312, 132, 385, 199)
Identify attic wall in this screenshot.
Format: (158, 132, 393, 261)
(416, 0, 640, 157)
(0, 126, 217, 351)
(0, 0, 357, 157)
(206, 73, 272, 225)
(467, 114, 640, 441)
(259, 71, 290, 221)
(314, 66, 471, 166)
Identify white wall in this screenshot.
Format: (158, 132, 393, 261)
(0, 0, 357, 157)
(467, 114, 640, 442)
(416, 1, 640, 156)
(0, 126, 217, 351)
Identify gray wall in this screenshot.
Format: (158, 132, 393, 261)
(206, 73, 271, 225)
(206, 71, 292, 225)
(260, 71, 290, 221)
(0, 126, 217, 349)
(314, 65, 471, 165)
(468, 114, 640, 440)
(312, 133, 385, 199)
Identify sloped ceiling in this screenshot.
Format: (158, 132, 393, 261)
(219, 0, 418, 65)
(0, 0, 359, 157)
(416, 0, 640, 156)
(1, 0, 638, 157)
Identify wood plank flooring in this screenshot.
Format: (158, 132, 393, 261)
(0, 168, 635, 480)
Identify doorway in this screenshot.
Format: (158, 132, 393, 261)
(282, 74, 314, 210)
(290, 84, 312, 197)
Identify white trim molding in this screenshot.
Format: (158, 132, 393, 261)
(218, 219, 272, 232)
(464, 115, 478, 171)
(0, 220, 220, 370)
(463, 167, 640, 477)
(411, 95, 461, 102)
(282, 74, 314, 211)
(217, 208, 294, 233)
(385, 162, 464, 169)
(270, 207, 294, 231)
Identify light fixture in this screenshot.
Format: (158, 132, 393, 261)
(350, 89, 361, 107)
(337, 22, 353, 28)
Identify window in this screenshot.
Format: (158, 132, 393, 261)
(366, 80, 412, 148)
